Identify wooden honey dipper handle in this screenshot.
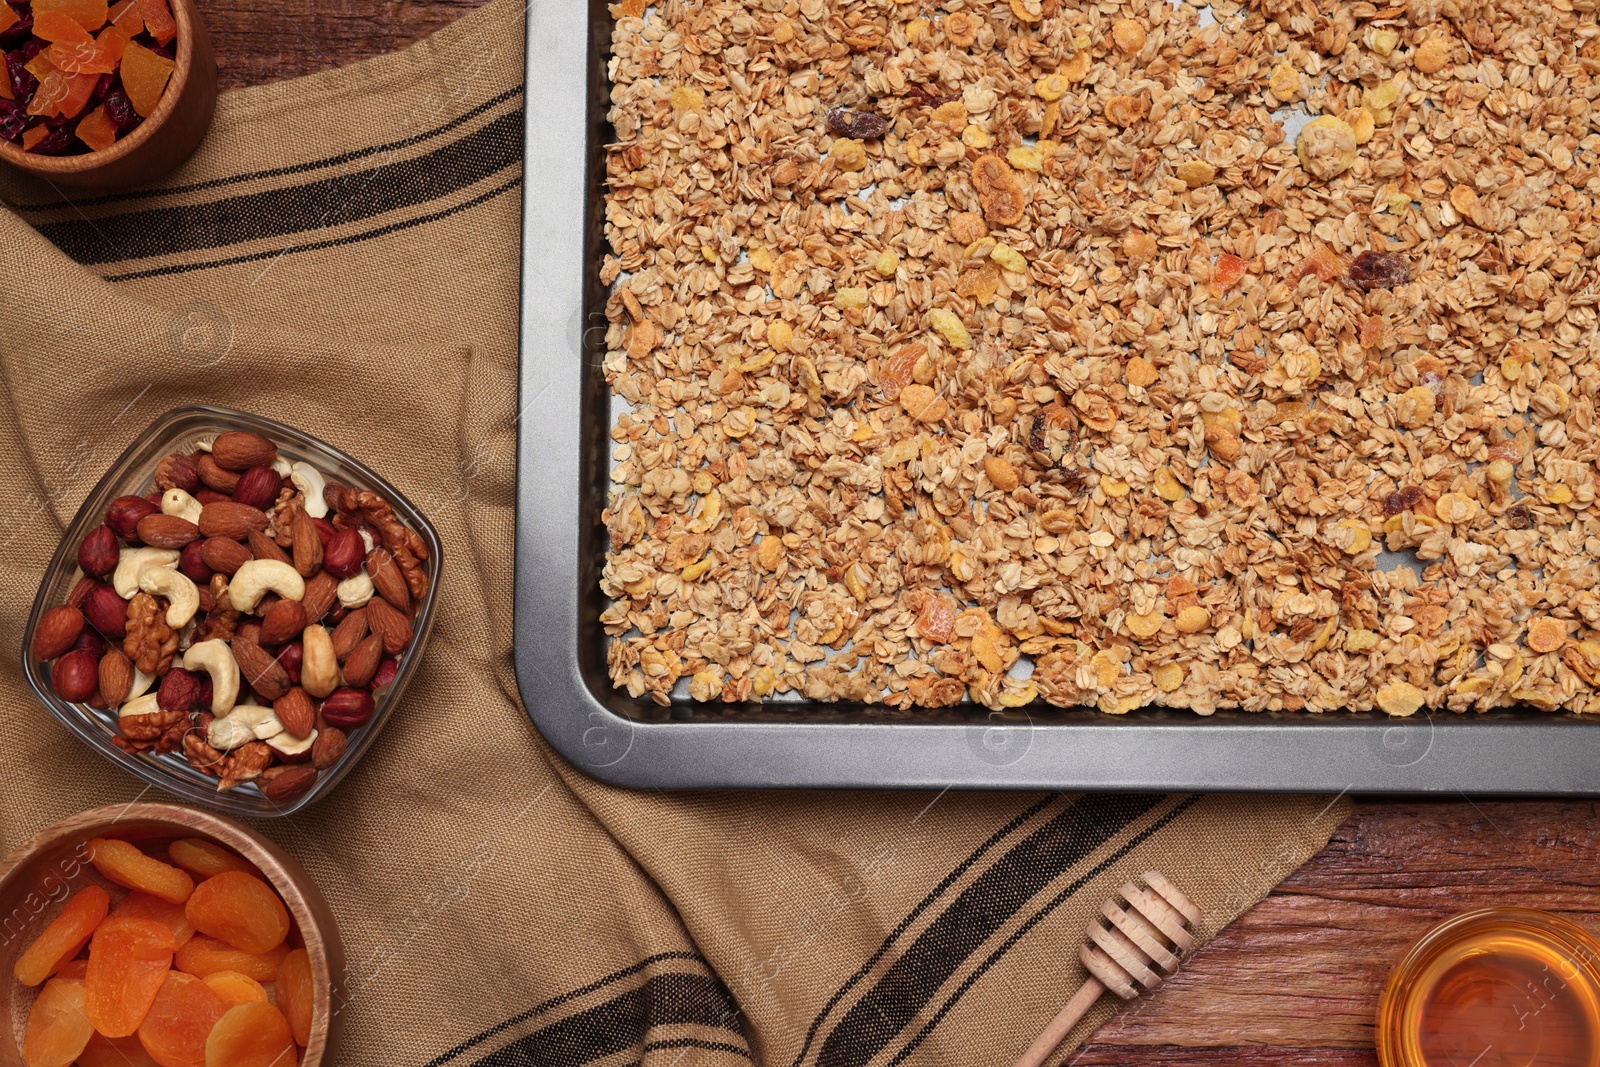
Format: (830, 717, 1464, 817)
(1012, 871, 1200, 1067)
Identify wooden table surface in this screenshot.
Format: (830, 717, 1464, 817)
(205, 5, 1597, 1064)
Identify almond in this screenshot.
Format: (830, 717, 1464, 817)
(364, 597, 414, 655)
(247, 529, 291, 566)
(258, 765, 317, 803)
(341, 634, 383, 688)
(199, 537, 253, 575)
(301, 571, 339, 624)
(197, 454, 241, 493)
(259, 599, 306, 647)
(199, 501, 270, 540)
(292, 509, 323, 578)
(367, 549, 411, 612)
(329, 608, 368, 660)
(136, 513, 202, 549)
(98, 649, 134, 706)
(232, 635, 291, 702)
(211, 431, 278, 472)
(311, 727, 347, 770)
(32, 605, 85, 660)
(273, 687, 316, 739)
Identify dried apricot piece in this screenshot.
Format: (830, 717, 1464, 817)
(174, 935, 289, 982)
(911, 591, 956, 643)
(14, 886, 110, 986)
(32, 10, 93, 42)
(48, 38, 114, 73)
(184, 872, 289, 955)
(22, 977, 95, 1067)
(879, 343, 922, 401)
(0, 3, 17, 32)
(275, 948, 313, 1046)
(97, 22, 133, 62)
(88, 839, 195, 904)
(204, 1002, 296, 1067)
(78, 1033, 161, 1067)
(138, 972, 230, 1067)
(75, 104, 118, 151)
(22, 126, 51, 150)
(201, 971, 269, 1007)
(34, 0, 109, 30)
(119, 41, 174, 118)
(1293, 244, 1346, 283)
(168, 840, 255, 881)
(1211, 253, 1247, 294)
(55, 70, 97, 118)
(113, 891, 197, 950)
(135, 0, 175, 43)
(109, 0, 143, 27)
(85, 916, 176, 1037)
(54, 959, 89, 980)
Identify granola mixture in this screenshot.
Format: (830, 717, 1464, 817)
(598, 0, 1600, 716)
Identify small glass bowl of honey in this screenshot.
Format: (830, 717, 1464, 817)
(1378, 908, 1600, 1067)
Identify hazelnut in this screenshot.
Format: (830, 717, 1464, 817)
(77, 525, 120, 579)
(323, 528, 366, 579)
(51, 651, 99, 703)
(105, 495, 160, 541)
(83, 584, 129, 640)
(319, 688, 374, 729)
(232, 466, 283, 512)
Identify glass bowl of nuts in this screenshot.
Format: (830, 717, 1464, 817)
(20, 405, 442, 817)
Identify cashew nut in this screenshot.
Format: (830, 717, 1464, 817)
(301, 625, 339, 698)
(207, 704, 283, 750)
(336, 572, 374, 609)
(119, 693, 161, 718)
(267, 729, 316, 758)
(289, 462, 328, 518)
(228, 560, 306, 612)
(183, 639, 241, 715)
(194, 436, 215, 452)
(161, 488, 202, 524)
(139, 566, 200, 628)
(272, 456, 294, 478)
(113, 547, 178, 599)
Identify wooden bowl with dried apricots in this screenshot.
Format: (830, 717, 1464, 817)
(0, 0, 216, 191)
(0, 802, 342, 1067)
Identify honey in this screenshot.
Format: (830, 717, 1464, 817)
(1378, 909, 1600, 1067)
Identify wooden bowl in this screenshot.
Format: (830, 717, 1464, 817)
(0, 803, 343, 1065)
(0, 0, 217, 191)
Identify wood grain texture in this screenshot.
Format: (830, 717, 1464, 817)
(1073, 800, 1600, 1065)
(203, 0, 492, 90)
(184, 7, 1600, 1066)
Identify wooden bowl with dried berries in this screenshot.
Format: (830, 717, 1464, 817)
(21, 407, 442, 817)
(0, 802, 343, 1067)
(0, 0, 216, 190)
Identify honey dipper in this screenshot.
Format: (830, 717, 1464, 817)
(1012, 871, 1201, 1067)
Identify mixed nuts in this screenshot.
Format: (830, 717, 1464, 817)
(32, 428, 430, 802)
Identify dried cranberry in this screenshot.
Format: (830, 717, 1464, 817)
(151, 40, 175, 60)
(1507, 504, 1533, 530)
(6, 47, 39, 107)
(89, 71, 114, 107)
(30, 125, 76, 156)
(0, 97, 23, 142)
(1345, 251, 1411, 292)
(101, 87, 142, 133)
(0, 4, 28, 47)
(825, 106, 889, 140)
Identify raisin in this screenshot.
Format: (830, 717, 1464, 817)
(174, 935, 289, 982)
(112, 891, 197, 950)
(13, 886, 109, 987)
(203, 1003, 297, 1067)
(276, 948, 314, 1046)
(137, 972, 230, 1067)
(202, 970, 270, 1007)
(1345, 250, 1410, 291)
(168, 838, 255, 880)
(22, 977, 95, 1067)
(85, 916, 176, 1038)
(824, 106, 888, 140)
(88, 838, 196, 904)
(904, 83, 955, 107)
(1383, 485, 1424, 515)
(184, 872, 290, 955)
(1508, 504, 1533, 529)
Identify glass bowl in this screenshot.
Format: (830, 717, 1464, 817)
(19, 405, 442, 817)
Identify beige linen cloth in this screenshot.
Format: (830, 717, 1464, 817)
(0, 3, 1350, 1063)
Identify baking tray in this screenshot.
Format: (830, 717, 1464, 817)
(509, 0, 1600, 794)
